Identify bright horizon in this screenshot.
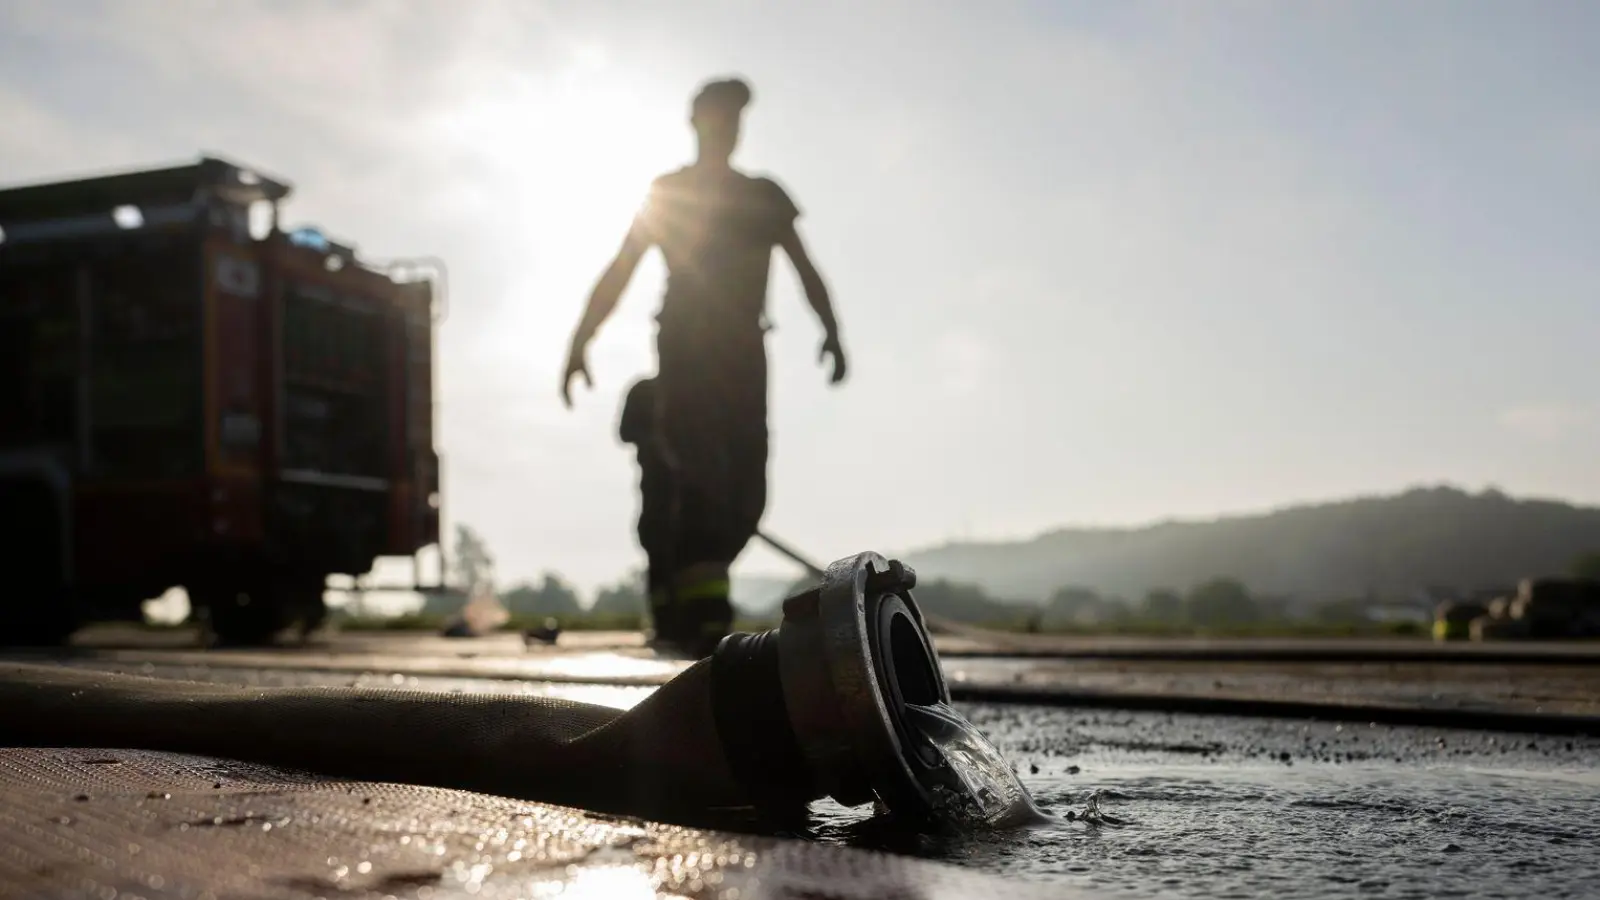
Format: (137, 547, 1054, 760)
(5, 1, 1599, 594)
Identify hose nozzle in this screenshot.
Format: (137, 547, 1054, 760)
(711, 551, 971, 820)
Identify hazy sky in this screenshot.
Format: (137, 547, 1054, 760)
(4, 1, 1598, 592)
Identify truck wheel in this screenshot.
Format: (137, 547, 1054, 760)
(201, 586, 292, 647)
(300, 600, 329, 638)
(286, 579, 329, 641)
(7, 590, 80, 647)
(1, 476, 78, 647)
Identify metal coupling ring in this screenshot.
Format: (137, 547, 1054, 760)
(775, 551, 961, 817)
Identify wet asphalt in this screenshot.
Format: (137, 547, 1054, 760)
(814, 703, 1600, 899)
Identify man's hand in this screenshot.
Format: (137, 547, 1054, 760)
(561, 343, 593, 409)
(561, 220, 651, 410)
(819, 332, 848, 385)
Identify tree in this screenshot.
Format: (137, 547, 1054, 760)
(1048, 586, 1100, 614)
(1253, 593, 1293, 622)
(1185, 577, 1260, 626)
(908, 578, 1024, 625)
(1043, 586, 1126, 627)
(1570, 551, 1600, 580)
(1139, 588, 1184, 622)
(501, 573, 583, 618)
(419, 591, 464, 619)
(1311, 597, 1374, 625)
(592, 569, 647, 617)
(452, 524, 494, 595)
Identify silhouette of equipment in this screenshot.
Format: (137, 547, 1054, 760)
(753, 528, 827, 580)
(0, 551, 993, 825)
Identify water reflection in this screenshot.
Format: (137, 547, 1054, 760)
(58, 660, 658, 710)
(522, 651, 686, 684)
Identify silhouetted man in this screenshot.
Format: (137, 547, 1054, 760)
(561, 77, 846, 656)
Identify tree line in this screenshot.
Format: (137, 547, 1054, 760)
(404, 525, 1600, 634)
(416, 524, 649, 622)
(906, 486, 1600, 601)
(909, 576, 1300, 630)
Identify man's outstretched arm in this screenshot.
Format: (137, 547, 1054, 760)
(562, 228, 650, 407)
(779, 224, 847, 384)
(572, 228, 650, 353)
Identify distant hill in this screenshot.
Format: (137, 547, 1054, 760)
(902, 486, 1600, 603)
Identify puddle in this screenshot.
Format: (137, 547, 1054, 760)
(810, 705, 1600, 898)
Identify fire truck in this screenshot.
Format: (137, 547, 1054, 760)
(0, 156, 442, 645)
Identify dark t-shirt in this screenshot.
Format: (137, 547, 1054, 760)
(631, 166, 799, 331)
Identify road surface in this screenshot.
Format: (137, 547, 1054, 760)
(3, 628, 1598, 898)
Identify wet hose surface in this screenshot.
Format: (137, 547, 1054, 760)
(0, 553, 1074, 897)
(0, 660, 756, 823)
(0, 746, 1074, 900)
(0, 551, 947, 831)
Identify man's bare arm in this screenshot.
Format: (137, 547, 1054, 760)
(570, 229, 651, 350)
(561, 227, 651, 408)
(779, 223, 847, 384)
(778, 224, 837, 338)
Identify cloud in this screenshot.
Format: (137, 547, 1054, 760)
(1497, 404, 1593, 442)
(0, 82, 146, 173)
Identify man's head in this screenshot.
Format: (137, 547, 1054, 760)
(691, 77, 751, 164)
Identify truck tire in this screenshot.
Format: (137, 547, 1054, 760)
(284, 577, 329, 642)
(300, 600, 329, 638)
(0, 476, 78, 647)
(7, 590, 80, 647)
(199, 586, 293, 647)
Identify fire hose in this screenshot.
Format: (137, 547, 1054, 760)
(0, 551, 1027, 829)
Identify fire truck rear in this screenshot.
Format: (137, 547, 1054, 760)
(0, 156, 442, 645)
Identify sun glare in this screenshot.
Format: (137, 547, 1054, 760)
(432, 73, 676, 247)
(426, 66, 680, 376)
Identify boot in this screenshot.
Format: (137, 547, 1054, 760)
(648, 562, 734, 658)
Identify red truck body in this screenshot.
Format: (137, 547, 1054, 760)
(0, 156, 440, 644)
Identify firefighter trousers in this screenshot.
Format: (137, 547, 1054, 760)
(633, 324, 768, 649)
